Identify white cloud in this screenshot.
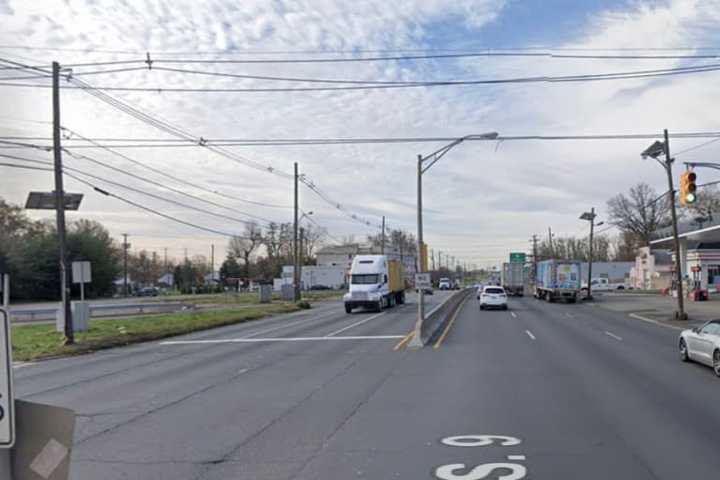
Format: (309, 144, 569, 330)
(1, 0, 719, 267)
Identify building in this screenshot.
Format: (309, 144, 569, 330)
(630, 247, 673, 290)
(579, 262, 634, 284)
(650, 214, 720, 295)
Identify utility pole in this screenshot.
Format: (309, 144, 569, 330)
(52, 61, 74, 345)
(293, 162, 300, 302)
(381, 216, 386, 254)
(585, 208, 596, 300)
(547, 227, 555, 258)
(164, 247, 168, 278)
(530, 234, 539, 284)
(664, 130, 686, 320)
(184, 248, 188, 262)
(122, 233, 129, 298)
(431, 248, 435, 271)
(210, 244, 215, 282)
(299, 227, 304, 294)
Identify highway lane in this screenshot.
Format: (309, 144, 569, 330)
(13, 291, 451, 480)
(307, 294, 719, 480)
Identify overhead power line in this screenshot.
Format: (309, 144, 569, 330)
(2, 61, 720, 92)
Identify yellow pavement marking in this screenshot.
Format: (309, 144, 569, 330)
(393, 331, 415, 351)
(433, 296, 470, 350)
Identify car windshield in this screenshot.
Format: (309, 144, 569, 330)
(351, 274, 380, 285)
(484, 288, 505, 294)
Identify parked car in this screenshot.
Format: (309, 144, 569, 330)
(679, 320, 720, 376)
(137, 287, 159, 297)
(479, 286, 508, 310)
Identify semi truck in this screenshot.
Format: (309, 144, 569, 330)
(535, 260, 582, 303)
(343, 255, 405, 313)
(501, 262, 525, 296)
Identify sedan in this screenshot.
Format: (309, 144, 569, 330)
(479, 286, 508, 311)
(679, 320, 720, 377)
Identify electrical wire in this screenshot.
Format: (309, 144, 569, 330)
(60, 126, 292, 209)
(0, 162, 52, 172)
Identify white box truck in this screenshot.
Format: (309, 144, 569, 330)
(501, 262, 525, 296)
(343, 255, 405, 313)
(535, 260, 581, 303)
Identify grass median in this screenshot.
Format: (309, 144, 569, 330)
(170, 290, 342, 305)
(12, 303, 303, 362)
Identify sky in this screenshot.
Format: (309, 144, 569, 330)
(2, 0, 720, 269)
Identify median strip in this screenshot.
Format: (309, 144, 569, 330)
(160, 335, 405, 345)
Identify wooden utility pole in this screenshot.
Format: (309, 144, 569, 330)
(293, 162, 300, 301)
(547, 227, 555, 257)
(381, 216, 386, 254)
(123, 233, 129, 297)
(53, 61, 74, 344)
(663, 130, 686, 320)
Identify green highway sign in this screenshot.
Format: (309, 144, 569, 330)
(509, 252, 526, 263)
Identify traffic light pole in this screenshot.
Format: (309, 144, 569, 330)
(663, 130, 687, 320)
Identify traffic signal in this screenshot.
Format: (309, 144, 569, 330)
(680, 170, 698, 206)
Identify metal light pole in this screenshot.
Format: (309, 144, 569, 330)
(641, 130, 686, 320)
(410, 132, 499, 347)
(580, 208, 603, 300)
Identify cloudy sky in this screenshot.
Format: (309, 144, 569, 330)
(2, 0, 720, 268)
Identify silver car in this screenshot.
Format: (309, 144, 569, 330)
(679, 320, 720, 376)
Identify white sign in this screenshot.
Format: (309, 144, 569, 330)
(415, 273, 432, 289)
(0, 308, 14, 448)
(72, 261, 92, 284)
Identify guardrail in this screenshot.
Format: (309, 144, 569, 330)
(409, 287, 474, 348)
(9, 302, 195, 323)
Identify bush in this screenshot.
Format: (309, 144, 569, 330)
(296, 300, 311, 309)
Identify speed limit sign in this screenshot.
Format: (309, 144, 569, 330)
(0, 308, 14, 448)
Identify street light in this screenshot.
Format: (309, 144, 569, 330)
(579, 208, 600, 300)
(641, 130, 686, 320)
(409, 132, 499, 348)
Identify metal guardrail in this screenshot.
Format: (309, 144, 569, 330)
(409, 287, 474, 347)
(9, 302, 194, 322)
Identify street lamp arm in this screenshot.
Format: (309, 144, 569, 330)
(420, 132, 498, 174)
(682, 161, 720, 171)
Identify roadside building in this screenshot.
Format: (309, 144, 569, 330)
(277, 265, 346, 291)
(315, 243, 417, 286)
(629, 247, 673, 290)
(650, 215, 720, 295)
(579, 261, 634, 285)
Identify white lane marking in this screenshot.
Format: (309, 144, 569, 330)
(325, 311, 386, 337)
(628, 313, 683, 331)
(510, 311, 517, 318)
(30, 438, 69, 479)
(160, 335, 404, 345)
(565, 312, 574, 318)
(244, 310, 340, 338)
(525, 330, 536, 341)
(13, 362, 34, 369)
(507, 455, 526, 461)
(604, 331, 623, 341)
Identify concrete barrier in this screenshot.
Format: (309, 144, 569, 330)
(408, 288, 473, 348)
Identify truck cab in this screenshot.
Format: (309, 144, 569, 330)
(438, 277, 452, 290)
(343, 255, 405, 313)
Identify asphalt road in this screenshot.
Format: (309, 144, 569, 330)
(12, 291, 720, 479)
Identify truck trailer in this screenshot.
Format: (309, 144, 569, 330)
(501, 262, 525, 296)
(535, 260, 581, 303)
(343, 255, 405, 313)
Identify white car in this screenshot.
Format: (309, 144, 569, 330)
(679, 320, 720, 377)
(479, 286, 508, 310)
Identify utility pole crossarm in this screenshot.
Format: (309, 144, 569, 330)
(682, 162, 720, 171)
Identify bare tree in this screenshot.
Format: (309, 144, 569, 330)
(607, 183, 671, 247)
(302, 224, 326, 260)
(228, 222, 263, 279)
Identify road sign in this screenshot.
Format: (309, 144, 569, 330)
(509, 252, 526, 263)
(0, 308, 14, 448)
(71, 261, 92, 284)
(415, 273, 432, 289)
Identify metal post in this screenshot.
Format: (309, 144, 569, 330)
(548, 227, 555, 257)
(123, 233, 129, 298)
(0, 450, 11, 480)
(80, 267, 85, 302)
(2, 274, 8, 308)
(293, 162, 299, 302)
(664, 129, 686, 320)
(413, 155, 425, 344)
(210, 244, 215, 282)
(587, 208, 595, 300)
(53, 61, 74, 345)
(381, 216, 386, 254)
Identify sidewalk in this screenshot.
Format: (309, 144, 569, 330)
(590, 292, 718, 329)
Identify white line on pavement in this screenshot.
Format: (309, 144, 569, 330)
(13, 362, 33, 369)
(565, 312, 574, 318)
(510, 311, 517, 318)
(525, 330, 536, 340)
(325, 311, 386, 337)
(628, 313, 683, 331)
(244, 310, 341, 338)
(160, 335, 405, 345)
(507, 455, 527, 461)
(604, 331, 623, 341)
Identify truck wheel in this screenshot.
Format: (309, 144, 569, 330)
(545, 291, 553, 303)
(398, 292, 405, 305)
(389, 295, 396, 308)
(377, 300, 383, 312)
(345, 304, 352, 314)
